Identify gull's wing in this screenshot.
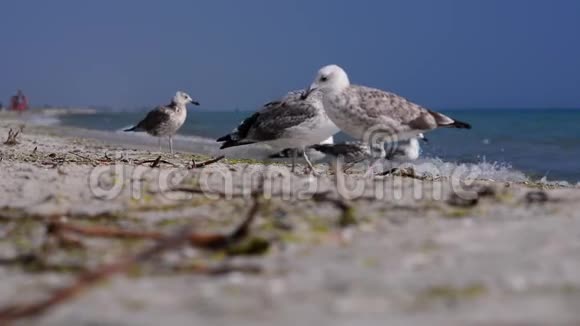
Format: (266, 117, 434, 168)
(217, 90, 319, 149)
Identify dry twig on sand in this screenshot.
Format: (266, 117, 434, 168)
(136, 155, 177, 168)
(67, 151, 94, 163)
(190, 155, 225, 169)
(45, 194, 260, 249)
(312, 192, 357, 227)
(171, 262, 262, 275)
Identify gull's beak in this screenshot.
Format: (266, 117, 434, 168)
(300, 85, 317, 100)
(191, 100, 200, 106)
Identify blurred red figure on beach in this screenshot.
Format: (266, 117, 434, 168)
(10, 90, 28, 112)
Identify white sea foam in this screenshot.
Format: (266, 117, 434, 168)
(537, 176, 576, 188)
(391, 157, 529, 183)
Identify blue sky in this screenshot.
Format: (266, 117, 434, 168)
(1, 0, 579, 110)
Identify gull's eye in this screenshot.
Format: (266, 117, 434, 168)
(320, 76, 328, 82)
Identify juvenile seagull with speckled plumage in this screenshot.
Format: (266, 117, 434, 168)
(125, 91, 199, 154)
(217, 89, 340, 174)
(301, 64, 470, 174)
(302, 65, 471, 140)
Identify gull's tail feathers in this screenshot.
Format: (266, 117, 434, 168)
(428, 110, 472, 129)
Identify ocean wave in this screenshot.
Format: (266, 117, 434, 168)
(24, 115, 62, 126)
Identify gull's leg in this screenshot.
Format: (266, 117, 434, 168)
(364, 160, 376, 177)
(291, 148, 298, 173)
(158, 138, 162, 152)
(365, 159, 376, 178)
(329, 155, 341, 175)
(169, 136, 174, 154)
(303, 150, 319, 176)
(364, 158, 381, 177)
(329, 159, 337, 175)
(365, 140, 387, 177)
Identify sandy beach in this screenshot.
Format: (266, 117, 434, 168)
(1, 116, 580, 325)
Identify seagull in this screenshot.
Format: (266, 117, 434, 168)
(268, 136, 334, 165)
(271, 135, 425, 172)
(124, 91, 199, 154)
(217, 90, 340, 173)
(385, 136, 423, 161)
(301, 64, 470, 174)
(302, 65, 470, 141)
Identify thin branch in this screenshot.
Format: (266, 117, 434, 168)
(376, 167, 439, 181)
(159, 183, 263, 199)
(190, 155, 225, 169)
(312, 191, 357, 227)
(67, 151, 93, 162)
(162, 187, 210, 196)
(171, 262, 262, 276)
(47, 189, 262, 250)
(136, 156, 176, 168)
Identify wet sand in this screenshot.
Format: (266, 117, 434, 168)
(1, 117, 580, 325)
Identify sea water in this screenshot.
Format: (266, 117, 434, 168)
(55, 108, 580, 183)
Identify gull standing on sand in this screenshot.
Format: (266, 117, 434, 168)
(302, 65, 471, 156)
(268, 136, 335, 165)
(314, 134, 425, 163)
(387, 137, 422, 161)
(271, 135, 425, 166)
(217, 90, 340, 173)
(125, 91, 199, 154)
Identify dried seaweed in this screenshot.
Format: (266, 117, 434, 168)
(4, 128, 22, 146)
(0, 191, 260, 325)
